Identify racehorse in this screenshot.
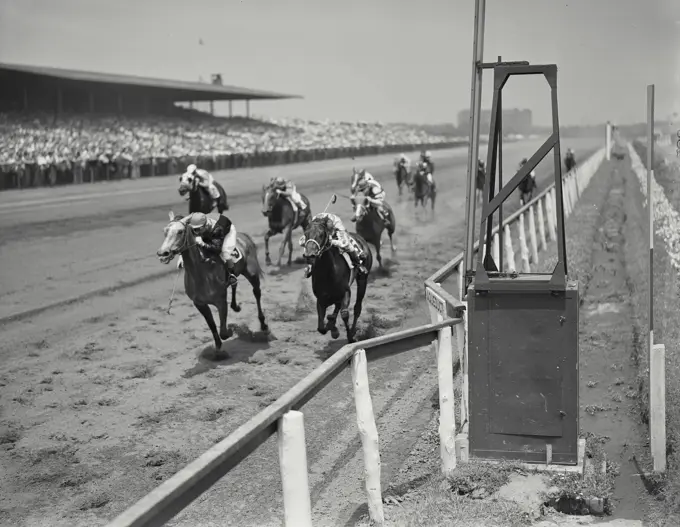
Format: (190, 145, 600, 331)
(178, 173, 229, 215)
(302, 218, 373, 343)
(412, 167, 436, 209)
(156, 212, 268, 351)
(352, 197, 396, 270)
(565, 154, 576, 173)
(518, 172, 538, 206)
(395, 164, 411, 196)
(261, 185, 312, 266)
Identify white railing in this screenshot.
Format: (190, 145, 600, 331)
(105, 147, 605, 527)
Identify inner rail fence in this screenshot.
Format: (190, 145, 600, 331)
(0, 140, 466, 191)
(105, 145, 605, 527)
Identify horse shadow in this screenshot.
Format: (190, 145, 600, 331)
(183, 323, 275, 378)
(314, 339, 346, 361)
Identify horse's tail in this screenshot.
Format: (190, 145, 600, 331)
(239, 232, 265, 279)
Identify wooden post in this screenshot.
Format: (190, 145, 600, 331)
(528, 205, 539, 264)
(504, 224, 515, 272)
(650, 343, 666, 473)
(492, 231, 500, 266)
(278, 411, 313, 527)
(537, 198, 547, 251)
(457, 303, 469, 462)
(647, 85, 655, 358)
(606, 121, 612, 161)
(546, 192, 556, 242)
(518, 213, 531, 272)
(429, 284, 457, 475)
(351, 349, 384, 525)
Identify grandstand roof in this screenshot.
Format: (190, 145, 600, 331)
(0, 62, 302, 101)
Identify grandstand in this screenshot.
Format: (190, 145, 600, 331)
(0, 63, 461, 191)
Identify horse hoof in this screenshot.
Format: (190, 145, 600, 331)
(265, 257, 272, 266)
(231, 303, 242, 313)
(331, 328, 340, 339)
(317, 327, 328, 335)
(261, 323, 270, 333)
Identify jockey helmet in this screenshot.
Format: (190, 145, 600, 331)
(186, 164, 198, 175)
(424, 151, 432, 158)
(520, 158, 528, 166)
(187, 212, 208, 231)
(274, 176, 285, 186)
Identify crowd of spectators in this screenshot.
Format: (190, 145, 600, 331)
(0, 109, 462, 189)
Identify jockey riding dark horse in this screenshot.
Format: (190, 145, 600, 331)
(564, 148, 576, 173)
(517, 158, 537, 205)
(178, 164, 229, 214)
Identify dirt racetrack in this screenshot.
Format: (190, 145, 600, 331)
(0, 138, 599, 527)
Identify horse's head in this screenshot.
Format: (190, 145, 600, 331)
(178, 172, 196, 197)
(300, 218, 331, 262)
(353, 197, 370, 223)
(261, 184, 276, 217)
(157, 211, 191, 264)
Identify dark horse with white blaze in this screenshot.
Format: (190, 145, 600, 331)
(301, 215, 373, 343)
(156, 212, 268, 351)
(395, 164, 411, 196)
(352, 196, 396, 270)
(178, 172, 229, 214)
(412, 166, 436, 209)
(261, 185, 312, 266)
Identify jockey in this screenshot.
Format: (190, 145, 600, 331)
(419, 150, 436, 186)
(185, 212, 238, 287)
(185, 164, 220, 208)
(519, 158, 536, 180)
(351, 169, 391, 227)
(300, 212, 368, 278)
(394, 153, 410, 172)
(269, 176, 307, 217)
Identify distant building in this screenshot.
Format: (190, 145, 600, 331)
(457, 108, 533, 135)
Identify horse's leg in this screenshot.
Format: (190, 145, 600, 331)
(326, 302, 341, 340)
(350, 278, 368, 339)
(216, 297, 233, 341)
(230, 281, 241, 312)
(245, 272, 268, 332)
(316, 300, 329, 335)
(264, 229, 273, 266)
(194, 302, 222, 350)
(340, 290, 353, 343)
(286, 226, 294, 266)
(389, 229, 397, 253)
(374, 241, 383, 269)
(277, 224, 290, 267)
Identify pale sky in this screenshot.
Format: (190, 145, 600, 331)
(1, 0, 678, 126)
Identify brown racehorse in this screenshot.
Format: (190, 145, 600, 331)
(412, 167, 436, 209)
(261, 186, 312, 266)
(178, 173, 229, 215)
(301, 218, 373, 343)
(351, 197, 396, 270)
(395, 164, 411, 196)
(156, 212, 268, 351)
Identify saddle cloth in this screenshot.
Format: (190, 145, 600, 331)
(231, 247, 243, 263)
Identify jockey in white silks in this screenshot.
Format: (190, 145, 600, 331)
(350, 169, 391, 227)
(269, 176, 307, 219)
(418, 150, 436, 187)
(394, 153, 411, 173)
(184, 164, 221, 207)
(181, 212, 238, 286)
(299, 212, 368, 278)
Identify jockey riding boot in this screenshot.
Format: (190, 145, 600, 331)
(224, 261, 238, 287)
(349, 250, 368, 275)
(304, 263, 313, 278)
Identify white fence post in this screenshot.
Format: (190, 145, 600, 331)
(537, 198, 548, 251)
(428, 284, 457, 476)
(351, 349, 385, 525)
(492, 232, 500, 266)
(528, 205, 539, 265)
(546, 191, 556, 241)
(650, 343, 666, 473)
(504, 224, 516, 272)
(518, 213, 531, 273)
(278, 411, 313, 527)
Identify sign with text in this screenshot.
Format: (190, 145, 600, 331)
(426, 285, 448, 320)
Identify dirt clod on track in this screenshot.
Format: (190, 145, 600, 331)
(0, 139, 600, 527)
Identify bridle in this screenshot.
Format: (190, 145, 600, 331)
(166, 218, 200, 257)
(303, 224, 331, 260)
